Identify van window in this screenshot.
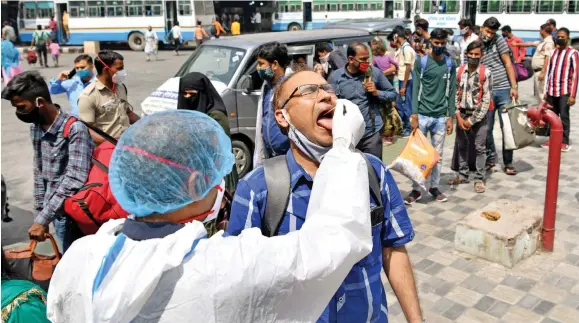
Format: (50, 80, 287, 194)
(242, 58, 265, 92)
(184, 46, 246, 87)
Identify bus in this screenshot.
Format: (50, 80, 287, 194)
(392, 0, 579, 50)
(272, 0, 387, 31)
(17, 0, 216, 50)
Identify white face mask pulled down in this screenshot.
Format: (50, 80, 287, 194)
(281, 109, 331, 164)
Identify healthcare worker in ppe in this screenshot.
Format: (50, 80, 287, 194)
(47, 106, 372, 323)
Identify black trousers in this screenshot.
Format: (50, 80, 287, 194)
(546, 95, 571, 145)
(36, 45, 48, 66)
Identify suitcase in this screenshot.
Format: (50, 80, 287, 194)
(502, 101, 536, 150)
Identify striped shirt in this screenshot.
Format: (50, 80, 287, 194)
(32, 110, 94, 226)
(227, 149, 415, 323)
(482, 36, 512, 90)
(544, 47, 579, 97)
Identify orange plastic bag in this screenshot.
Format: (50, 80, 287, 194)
(389, 129, 440, 189)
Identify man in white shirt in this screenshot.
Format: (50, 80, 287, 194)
(455, 19, 479, 63)
(171, 22, 182, 55)
(390, 26, 416, 136)
(254, 10, 262, 33)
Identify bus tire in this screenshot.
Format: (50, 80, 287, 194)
(128, 32, 146, 51)
(287, 23, 302, 31)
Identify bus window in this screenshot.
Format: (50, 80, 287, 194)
(479, 0, 501, 13)
(106, 1, 123, 16)
(24, 2, 36, 19)
(570, 0, 579, 13)
(328, 3, 338, 12)
(440, 0, 459, 13)
(357, 3, 369, 11)
(420, 0, 437, 14)
(178, 0, 191, 15)
(126, 0, 144, 16)
(70, 1, 87, 17)
(145, 0, 162, 16)
(508, 0, 531, 13)
(537, 0, 564, 13)
(87, 1, 105, 17)
(37, 1, 54, 18)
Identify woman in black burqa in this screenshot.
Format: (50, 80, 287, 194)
(177, 72, 238, 193)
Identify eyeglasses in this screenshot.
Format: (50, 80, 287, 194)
(280, 83, 335, 110)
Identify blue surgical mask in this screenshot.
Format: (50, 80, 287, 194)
(281, 109, 330, 164)
(76, 69, 92, 81)
(432, 45, 445, 56)
(257, 66, 274, 82)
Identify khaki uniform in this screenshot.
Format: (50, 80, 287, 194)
(78, 79, 131, 139)
(531, 36, 555, 102)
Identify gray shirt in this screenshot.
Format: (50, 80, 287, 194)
(329, 66, 397, 138)
(482, 35, 512, 90)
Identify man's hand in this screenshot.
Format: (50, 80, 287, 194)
(28, 223, 48, 241)
(569, 97, 576, 106)
(446, 118, 454, 135)
(365, 81, 379, 96)
(457, 116, 466, 130)
(464, 118, 473, 130)
(410, 114, 419, 130)
(399, 87, 406, 97)
(538, 73, 545, 81)
(511, 88, 519, 100)
(332, 99, 365, 150)
(57, 71, 69, 81)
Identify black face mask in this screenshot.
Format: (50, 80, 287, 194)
(556, 38, 568, 47)
(182, 94, 199, 110)
(15, 104, 42, 124)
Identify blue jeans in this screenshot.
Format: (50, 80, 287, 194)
(412, 115, 446, 190)
(53, 215, 83, 253)
(486, 88, 514, 166)
(397, 79, 413, 136)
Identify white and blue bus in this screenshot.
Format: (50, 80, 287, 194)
(17, 0, 216, 50)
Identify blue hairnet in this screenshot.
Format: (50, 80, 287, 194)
(109, 110, 234, 217)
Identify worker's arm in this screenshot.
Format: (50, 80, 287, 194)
(384, 247, 422, 323)
(500, 52, 518, 100)
(512, 41, 538, 47)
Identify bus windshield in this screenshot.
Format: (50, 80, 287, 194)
(177, 45, 246, 87)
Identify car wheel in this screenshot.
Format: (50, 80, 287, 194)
(128, 32, 146, 51)
(288, 23, 302, 31)
(232, 140, 252, 178)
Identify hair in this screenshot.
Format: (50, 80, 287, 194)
(37, 24, 42, 30)
(501, 25, 512, 33)
(174, 21, 179, 26)
(547, 18, 556, 27)
(3, 21, 8, 26)
(292, 54, 307, 63)
(197, 20, 202, 26)
(458, 18, 473, 28)
(94, 50, 124, 75)
(346, 42, 367, 58)
(412, 30, 422, 38)
(272, 69, 312, 114)
(316, 42, 332, 54)
(386, 32, 394, 42)
(430, 28, 448, 41)
(472, 25, 481, 36)
(74, 54, 93, 65)
(256, 42, 290, 68)
(558, 27, 570, 36)
(392, 25, 406, 38)
(466, 40, 484, 53)
(405, 28, 412, 38)
(215, 16, 221, 23)
(371, 39, 386, 55)
(415, 18, 429, 30)
(443, 28, 454, 36)
(483, 17, 501, 30)
(1, 71, 52, 103)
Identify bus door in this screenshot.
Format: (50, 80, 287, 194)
(55, 1, 67, 44)
(404, 0, 412, 19)
(165, 0, 178, 39)
(385, 1, 394, 18)
(303, 0, 312, 30)
(463, 0, 476, 23)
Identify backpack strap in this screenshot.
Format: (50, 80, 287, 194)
(63, 116, 77, 139)
(418, 55, 429, 101)
(357, 152, 382, 208)
(63, 116, 109, 173)
(445, 56, 453, 98)
(262, 155, 290, 237)
(478, 65, 486, 104)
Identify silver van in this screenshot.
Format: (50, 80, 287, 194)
(168, 19, 408, 177)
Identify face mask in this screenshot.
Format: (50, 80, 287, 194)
(281, 109, 330, 164)
(319, 55, 329, 63)
(467, 57, 480, 66)
(257, 66, 274, 81)
(76, 68, 91, 81)
(482, 34, 493, 44)
(182, 93, 199, 110)
(432, 45, 445, 56)
(16, 98, 42, 124)
(460, 28, 468, 36)
(358, 61, 370, 72)
(556, 38, 568, 47)
(179, 180, 226, 225)
(112, 69, 127, 84)
(390, 42, 397, 49)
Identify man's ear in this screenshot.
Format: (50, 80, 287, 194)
(274, 108, 289, 135)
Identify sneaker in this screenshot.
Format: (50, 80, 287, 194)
(541, 140, 550, 148)
(428, 187, 448, 202)
(404, 190, 422, 205)
(562, 144, 571, 152)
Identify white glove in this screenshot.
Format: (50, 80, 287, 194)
(332, 99, 365, 150)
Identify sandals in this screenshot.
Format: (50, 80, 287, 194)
(474, 181, 486, 193)
(485, 163, 496, 171)
(504, 166, 517, 176)
(448, 176, 469, 185)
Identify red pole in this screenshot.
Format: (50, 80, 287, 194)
(528, 103, 563, 251)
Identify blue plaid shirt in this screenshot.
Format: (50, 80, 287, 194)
(32, 109, 94, 226)
(227, 149, 414, 323)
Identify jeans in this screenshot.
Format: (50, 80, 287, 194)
(356, 131, 383, 160)
(412, 115, 446, 190)
(36, 45, 48, 66)
(397, 79, 413, 136)
(456, 114, 488, 181)
(486, 88, 514, 166)
(546, 95, 571, 145)
(53, 215, 84, 253)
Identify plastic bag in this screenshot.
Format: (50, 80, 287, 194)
(3, 65, 23, 86)
(389, 129, 440, 190)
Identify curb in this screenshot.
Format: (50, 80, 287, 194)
(18, 47, 84, 54)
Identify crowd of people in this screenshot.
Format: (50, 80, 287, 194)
(1, 14, 578, 323)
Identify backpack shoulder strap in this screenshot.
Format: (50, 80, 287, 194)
(420, 55, 428, 78)
(457, 64, 466, 84)
(63, 116, 78, 139)
(445, 56, 453, 98)
(358, 152, 382, 207)
(478, 65, 486, 103)
(262, 155, 291, 237)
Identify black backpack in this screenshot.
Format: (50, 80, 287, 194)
(261, 153, 384, 237)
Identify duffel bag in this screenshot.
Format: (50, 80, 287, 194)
(63, 117, 129, 235)
(502, 101, 536, 150)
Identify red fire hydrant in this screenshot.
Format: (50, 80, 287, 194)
(527, 101, 563, 251)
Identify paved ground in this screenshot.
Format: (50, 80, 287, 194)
(2, 51, 579, 322)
